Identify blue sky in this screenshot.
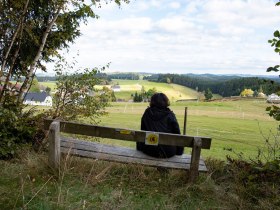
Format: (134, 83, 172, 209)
(56, 0, 280, 75)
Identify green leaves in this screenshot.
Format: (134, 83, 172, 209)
(50, 56, 109, 123)
(204, 88, 213, 101)
(0, 106, 38, 159)
(274, 30, 280, 37)
(267, 65, 280, 72)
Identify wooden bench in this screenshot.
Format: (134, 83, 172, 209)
(45, 120, 212, 182)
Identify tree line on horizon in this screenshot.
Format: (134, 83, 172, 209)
(143, 74, 279, 97)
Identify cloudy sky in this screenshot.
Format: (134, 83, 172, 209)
(59, 0, 280, 75)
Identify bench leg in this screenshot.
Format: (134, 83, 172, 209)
(189, 137, 202, 183)
(48, 121, 60, 170)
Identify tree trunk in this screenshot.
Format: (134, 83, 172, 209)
(0, 0, 29, 78)
(18, 5, 62, 103)
(0, 23, 24, 102)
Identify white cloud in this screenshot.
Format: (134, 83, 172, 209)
(49, 0, 280, 75)
(169, 2, 181, 9)
(157, 16, 195, 32)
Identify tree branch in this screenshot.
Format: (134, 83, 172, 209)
(18, 3, 63, 103)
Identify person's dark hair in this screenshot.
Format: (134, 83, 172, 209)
(150, 93, 170, 109)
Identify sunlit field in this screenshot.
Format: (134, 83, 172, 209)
(39, 81, 56, 90)
(98, 99, 277, 160)
(95, 79, 203, 101)
(37, 80, 277, 160)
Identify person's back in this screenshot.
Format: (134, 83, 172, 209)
(137, 93, 184, 158)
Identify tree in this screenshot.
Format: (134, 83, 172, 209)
(204, 88, 213, 101)
(0, 0, 129, 158)
(45, 87, 51, 94)
(146, 88, 157, 99)
(253, 90, 258, 97)
(133, 92, 143, 102)
(50, 57, 110, 122)
(166, 77, 171, 84)
(240, 89, 254, 97)
(101, 86, 116, 102)
(0, 0, 129, 106)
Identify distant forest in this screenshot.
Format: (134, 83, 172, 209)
(143, 74, 280, 97)
(37, 73, 139, 82)
(37, 73, 280, 97)
(107, 73, 139, 80)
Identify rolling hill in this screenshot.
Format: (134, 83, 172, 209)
(39, 79, 221, 102)
(96, 79, 203, 102)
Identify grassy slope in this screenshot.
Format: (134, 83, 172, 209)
(40, 79, 222, 101)
(96, 79, 201, 101)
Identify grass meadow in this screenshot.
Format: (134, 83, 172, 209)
(1, 98, 278, 209)
(98, 99, 278, 160)
(39, 81, 56, 90)
(1, 81, 278, 209)
(93, 79, 206, 101)
(39, 79, 277, 159)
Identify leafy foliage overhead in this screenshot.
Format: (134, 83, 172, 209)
(0, 0, 129, 104)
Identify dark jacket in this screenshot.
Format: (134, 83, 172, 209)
(137, 107, 184, 158)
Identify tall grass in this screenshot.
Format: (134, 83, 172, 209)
(1, 147, 279, 209)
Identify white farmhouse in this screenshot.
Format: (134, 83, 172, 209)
(111, 85, 121, 92)
(267, 93, 280, 104)
(23, 92, 52, 106)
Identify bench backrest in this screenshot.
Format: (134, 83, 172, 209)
(44, 119, 212, 149)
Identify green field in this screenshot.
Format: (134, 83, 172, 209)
(95, 79, 202, 101)
(39, 81, 56, 90)
(2, 86, 279, 209)
(38, 79, 277, 160)
(40, 79, 222, 102)
(97, 99, 278, 160)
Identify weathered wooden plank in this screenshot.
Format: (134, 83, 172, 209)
(48, 122, 60, 169)
(60, 137, 206, 166)
(61, 147, 208, 171)
(189, 137, 202, 182)
(44, 119, 212, 149)
(60, 137, 208, 172)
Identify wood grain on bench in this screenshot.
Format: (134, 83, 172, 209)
(60, 137, 208, 171)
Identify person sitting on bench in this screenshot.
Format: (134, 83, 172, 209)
(136, 93, 184, 158)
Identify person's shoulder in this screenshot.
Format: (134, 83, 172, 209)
(167, 108, 177, 118)
(144, 106, 151, 112)
(142, 106, 151, 115)
(166, 107, 174, 114)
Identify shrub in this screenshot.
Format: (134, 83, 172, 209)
(214, 133, 280, 208)
(0, 105, 44, 159)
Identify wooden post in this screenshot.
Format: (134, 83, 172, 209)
(189, 137, 202, 182)
(48, 121, 60, 169)
(183, 107, 188, 135)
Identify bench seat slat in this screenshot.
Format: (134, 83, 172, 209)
(61, 137, 206, 165)
(60, 137, 208, 172)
